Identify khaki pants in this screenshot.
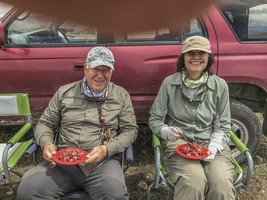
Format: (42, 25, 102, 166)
(164, 146, 235, 200)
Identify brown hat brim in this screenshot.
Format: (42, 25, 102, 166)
(182, 48, 211, 54)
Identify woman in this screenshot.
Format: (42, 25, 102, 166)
(149, 35, 235, 200)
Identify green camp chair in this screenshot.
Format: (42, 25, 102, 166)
(147, 127, 254, 199)
(0, 93, 34, 183)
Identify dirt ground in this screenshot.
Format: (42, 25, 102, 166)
(0, 119, 266, 200)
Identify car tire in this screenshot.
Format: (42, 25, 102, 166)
(230, 101, 262, 165)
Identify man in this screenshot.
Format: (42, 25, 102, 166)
(17, 46, 138, 200)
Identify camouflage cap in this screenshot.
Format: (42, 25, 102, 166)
(181, 35, 211, 54)
(86, 46, 115, 70)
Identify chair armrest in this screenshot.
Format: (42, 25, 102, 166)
(24, 142, 38, 157)
(125, 145, 134, 163)
(123, 145, 134, 172)
(230, 131, 249, 154)
(153, 134, 161, 149)
(8, 123, 32, 146)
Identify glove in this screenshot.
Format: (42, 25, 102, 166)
(204, 146, 218, 162)
(160, 126, 183, 142)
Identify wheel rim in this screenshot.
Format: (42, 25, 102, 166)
(230, 119, 250, 158)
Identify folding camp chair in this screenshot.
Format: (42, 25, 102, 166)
(0, 93, 34, 183)
(146, 127, 254, 200)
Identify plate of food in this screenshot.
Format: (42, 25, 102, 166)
(176, 143, 209, 160)
(53, 148, 88, 165)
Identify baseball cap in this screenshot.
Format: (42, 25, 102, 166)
(86, 46, 115, 71)
(181, 35, 211, 54)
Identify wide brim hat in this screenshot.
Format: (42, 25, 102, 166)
(181, 35, 211, 54)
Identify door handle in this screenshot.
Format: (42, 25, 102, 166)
(73, 62, 84, 71)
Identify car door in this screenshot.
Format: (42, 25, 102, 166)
(0, 6, 106, 120)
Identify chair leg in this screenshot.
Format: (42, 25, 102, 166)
(10, 169, 23, 177)
(146, 183, 155, 200)
(146, 174, 174, 200)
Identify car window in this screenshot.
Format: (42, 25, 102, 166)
(6, 11, 97, 45)
(0, 2, 12, 19)
(219, 1, 267, 41)
(248, 4, 267, 40)
(115, 19, 205, 44)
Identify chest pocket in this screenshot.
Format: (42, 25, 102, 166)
(61, 98, 87, 122)
(101, 103, 121, 126)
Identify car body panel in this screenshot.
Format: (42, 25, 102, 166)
(207, 5, 267, 91)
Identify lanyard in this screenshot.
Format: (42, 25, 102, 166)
(96, 102, 112, 145)
(85, 86, 112, 145)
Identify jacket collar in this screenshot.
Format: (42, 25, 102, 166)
(171, 72, 216, 91)
(79, 80, 115, 100)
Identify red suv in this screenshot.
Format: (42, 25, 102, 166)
(0, 1, 266, 163)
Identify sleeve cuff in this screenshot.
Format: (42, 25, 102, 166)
(38, 135, 54, 149)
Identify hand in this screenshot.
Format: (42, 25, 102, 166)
(84, 145, 107, 164)
(160, 126, 183, 142)
(204, 147, 218, 162)
(43, 142, 57, 162)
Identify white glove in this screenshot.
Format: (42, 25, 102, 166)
(204, 146, 218, 162)
(160, 126, 183, 142)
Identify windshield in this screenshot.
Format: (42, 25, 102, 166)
(0, 2, 13, 19)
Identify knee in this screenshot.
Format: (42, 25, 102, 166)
(210, 179, 234, 192)
(16, 182, 34, 200)
(174, 173, 207, 193)
(16, 176, 53, 199)
(101, 189, 129, 200)
(173, 175, 206, 200)
(91, 178, 129, 200)
(103, 181, 128, 199)
(207, 179, 235, 200)
(185, 170, 207, 189)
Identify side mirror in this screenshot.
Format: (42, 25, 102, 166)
(0, 22, 4, 45)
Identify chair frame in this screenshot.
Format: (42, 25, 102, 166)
(0, 93, 34, 183)
(147, 128, 254, 200)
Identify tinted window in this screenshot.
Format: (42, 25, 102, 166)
(115, 19, 205, 44)
(7, 12, 97, 45)
(219, 1, 267, 41)
(249, 4, 267, 39)
(0, 2, 12, 19)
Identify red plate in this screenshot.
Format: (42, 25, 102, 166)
(176, 143, 209, 160)
(52, 148, 88, 165)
